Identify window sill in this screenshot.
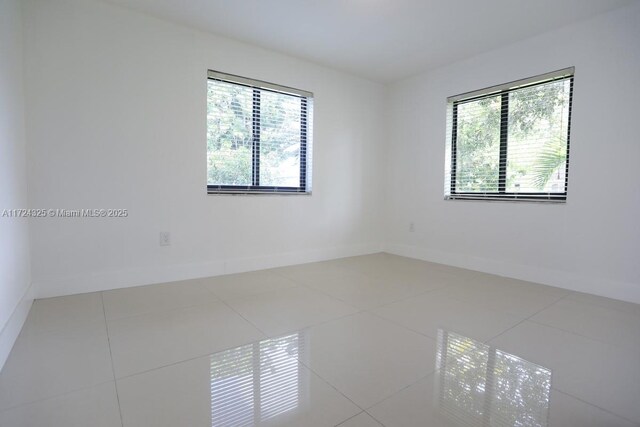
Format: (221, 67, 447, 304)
(207, 189, 312, 196)
(444, 195, 566, 203)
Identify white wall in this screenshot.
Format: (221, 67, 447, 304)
(0, 0, 33, 369)
(20, 0, 640, 304)
(384, 3, 640, 303)
(23, 0, 387, 298)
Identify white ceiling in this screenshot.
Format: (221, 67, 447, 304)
(105, 0, 638, 82)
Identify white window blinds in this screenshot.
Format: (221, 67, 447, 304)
(445, 68, 574, 202)
(207, 70, 313, 194)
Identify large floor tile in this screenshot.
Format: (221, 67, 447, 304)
(433, 278, 568, 318)
(548, 390, 639, 427)
(0, 321, 113, 411)
(566, 291, 640, 317)
(337, 412, 384, 427)
(368, 373, 637, 427)
(117, 333, 360, 427)
(303, 312, 437, 409)
(368, 371, 516, 427)
(4, 253, 638, 427)
(329, 253, 459, 289)
(21, 292, 105, 335)
(298, 268, 442, 310)
(531, 297, 640, 353)
(102, 279, 218, 320)
(225, 286, 358, 337)
(273, 261, 354, 284)
(0, 382, 122, 427)
(204, 270, 297, 301)
(258, 255, 456, 300)
(371, 291, 522, 342)
(107, 301, 264, 378)
(369, 327, 637, 426)
(367, 327, 555, 426)
(490, 321, 640, 424)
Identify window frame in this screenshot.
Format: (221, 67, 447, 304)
(446, 68, 574, 203)
(206, 70, 313, 195)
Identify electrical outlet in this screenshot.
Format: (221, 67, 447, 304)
(409, 222, 415, 232)
(159, 232, 171, 246)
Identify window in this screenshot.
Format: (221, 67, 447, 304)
(445, 68, 574, 202)
(207, 71, 313, 194)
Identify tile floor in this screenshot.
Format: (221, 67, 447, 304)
(0, 253, 639, 426)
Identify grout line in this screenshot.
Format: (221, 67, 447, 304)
(334, 410, 386, 426)
(365, 310, 439, 341)
(102, 290, 221, 323)
(364, 281, 455, 312)
(188, 278, 375, 419)
(113, 345, 249, 382)
(215, 282, 366, 338)
(523, 295, 640, 354)
(363, 409, 387, 426)
(361, 369, 437, 413)
(209, 282, 361, 339)
(106, 295, 359, 383)
(526, 317, 640, 356)
(9, 256, 635, 425)
(0, 380, 116, 415)
(215, 298, 269, 337)
(364, 280, 565, 346)
(268, 311, 360, 337)
(334, 411, 366, 426)
(485, 290, 572, 344)
(432, 282, 570, 320)
(550, 388, 640, 426)
(275, 267, 456, 315)
(206, 273, 300, 302)
(100, 292, 125, 427)
(294, 354, 366, 413)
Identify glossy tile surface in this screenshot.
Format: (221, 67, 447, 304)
(0, 382, 121, 427)
(531, 297, 640, 353)
(371, 291, 522, 342)
(108, 301, 265, 378)
(103, 279, 219, 320)
(277, 256, 451, 310)
(337, 412, 383, 426)
(225, 286, 358, 337)
(21, 292, 105, 335)
(1, 253, 639, 426)
(566, 291, 640, 317)
(0, 320, 113, 411)
(296, 270, 441, 310)
(302, 312, 437, 408)
(434, 276, 568, 318)
(369, 371, 636, 427)
(204, 270, 298, 301)
(369, 330, 553, 426)
(490, 321, 640, 424)
(117, 333, 360, 427)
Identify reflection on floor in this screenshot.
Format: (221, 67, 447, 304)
(210, 332, 306, 426)
(0, 253, 638, 426)
(436, 329, 551, 427)
(208, 328, 554, 427)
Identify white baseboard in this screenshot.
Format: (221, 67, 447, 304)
(0, 284, 34, 372)
(384, 243, 640, 305)
(34, 243, 383, 299)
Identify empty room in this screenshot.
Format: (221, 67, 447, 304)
(1, 0, 639, 425)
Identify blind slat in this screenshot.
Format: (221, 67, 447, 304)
(445, 71, 573, 201)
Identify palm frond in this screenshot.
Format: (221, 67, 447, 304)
(532, 137, 566, 190)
